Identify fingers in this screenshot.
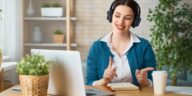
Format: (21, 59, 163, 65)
(104, 69, 116, 81)
(137, 73, 147, 78)
(103, 56, 117, 83)
(136, 67, 154, 76)
(107, 56, 113, 69)
(108, 56, 117, 77)
(140, 67, 154, 74)
(104, 68, 117, 81)
(136, 69, 140, 75)
(113, 67, 117, 77)
(136, 67, 154, 85)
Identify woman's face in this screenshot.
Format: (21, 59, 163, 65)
(112, 5, 134, 34)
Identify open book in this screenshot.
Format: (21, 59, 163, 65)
(108, 83, 139, 91)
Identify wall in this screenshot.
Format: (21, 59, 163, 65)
(75, 0, 158, 61)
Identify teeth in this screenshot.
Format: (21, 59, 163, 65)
(117, 25, 124, 29)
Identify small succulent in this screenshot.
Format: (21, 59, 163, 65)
(42, 3, 51, 7)
(52, 3, 62, 7)
(42, 3, 62, 7)
(54, 30, 63, 35)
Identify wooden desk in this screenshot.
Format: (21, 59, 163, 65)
(0, 85, 190, 96)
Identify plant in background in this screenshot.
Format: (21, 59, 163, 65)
(16, 54, 52, 75)
(54, 29, 63, 35)
(42, 3, 62, 7)
(53, 30, 64, 43)
(42, 3, 51, 8)
(41, 2, 63, 17)
(147, 0, 192, 85)
(52, 3, 62, 7)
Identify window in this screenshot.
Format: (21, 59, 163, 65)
(0, 0, 22, 61)
(0, 0, 3, 49)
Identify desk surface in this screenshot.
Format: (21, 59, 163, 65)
(0, 85, 190, 96)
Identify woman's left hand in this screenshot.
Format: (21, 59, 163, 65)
(135, 67, 154, 87)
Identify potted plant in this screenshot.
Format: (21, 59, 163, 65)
(53, 30, 64, 43)
(147, 0, 192, 85)
(41, 3, 63, 17)
(16, 54, 52, 96)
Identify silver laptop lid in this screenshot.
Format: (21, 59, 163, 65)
(31, 49, 86, 96)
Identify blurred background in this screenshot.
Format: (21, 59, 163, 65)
(0, 0, 191, 91)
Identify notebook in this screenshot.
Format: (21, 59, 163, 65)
(108, 83, 139, 91)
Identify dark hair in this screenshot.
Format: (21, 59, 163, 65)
(107, 0, 141, 27)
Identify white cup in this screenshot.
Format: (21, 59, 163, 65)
(152, 71, 168, 95)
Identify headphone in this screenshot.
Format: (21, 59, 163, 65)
(107, 0, 141, 28)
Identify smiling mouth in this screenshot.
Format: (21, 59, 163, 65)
(116, 25, 125, 30)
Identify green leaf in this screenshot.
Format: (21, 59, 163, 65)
(147, 0, 192, 78)
(16, 54, 52, 76)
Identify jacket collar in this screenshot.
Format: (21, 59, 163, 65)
(100, 31, 140, 43)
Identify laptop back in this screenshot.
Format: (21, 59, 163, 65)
(31, 49, 86, 96)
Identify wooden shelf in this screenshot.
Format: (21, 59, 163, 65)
(22, 0, 75, 55)
(24, 43, 77, 47)
(24, 17, 77, 21)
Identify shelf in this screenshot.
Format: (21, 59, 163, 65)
(24, 17, 77, 21)
(24, 43, 77, 47)
(22, 0, 75, 54)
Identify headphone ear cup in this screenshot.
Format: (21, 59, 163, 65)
(107, 10, 112, 23)
(132, 16, 141, 28)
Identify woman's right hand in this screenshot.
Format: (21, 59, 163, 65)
(94, 57, 117, 85)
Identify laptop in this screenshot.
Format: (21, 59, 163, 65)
(31, 49, 86, 96)
(31, 49, 114, 96)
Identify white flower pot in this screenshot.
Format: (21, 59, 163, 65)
(41, 7, 63, 17)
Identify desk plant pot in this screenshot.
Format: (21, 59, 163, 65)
(41, 8, 63, 17)
(16, 54, 51, 96)
(19, 75, 48, 96)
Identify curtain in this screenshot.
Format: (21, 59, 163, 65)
(0, 0, 3, 49)
(1, 0, 22, 61)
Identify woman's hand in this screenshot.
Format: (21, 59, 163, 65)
(94, 57, 117, 85)
(135, 67, 154, 87)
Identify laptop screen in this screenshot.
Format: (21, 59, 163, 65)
(31, 49, 86, 96)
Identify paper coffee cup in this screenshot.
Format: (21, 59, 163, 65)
(152, 71, 168, 95)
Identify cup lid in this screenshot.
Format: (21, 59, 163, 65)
(152, 70, 168, 76)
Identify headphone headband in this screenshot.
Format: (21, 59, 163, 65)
(107, 0, 141, 28)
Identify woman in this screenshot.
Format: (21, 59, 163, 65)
(86, 0, 156, 87)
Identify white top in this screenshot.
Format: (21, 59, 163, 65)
(92, 32, 152, 86)
(100, 32, 140, 83)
